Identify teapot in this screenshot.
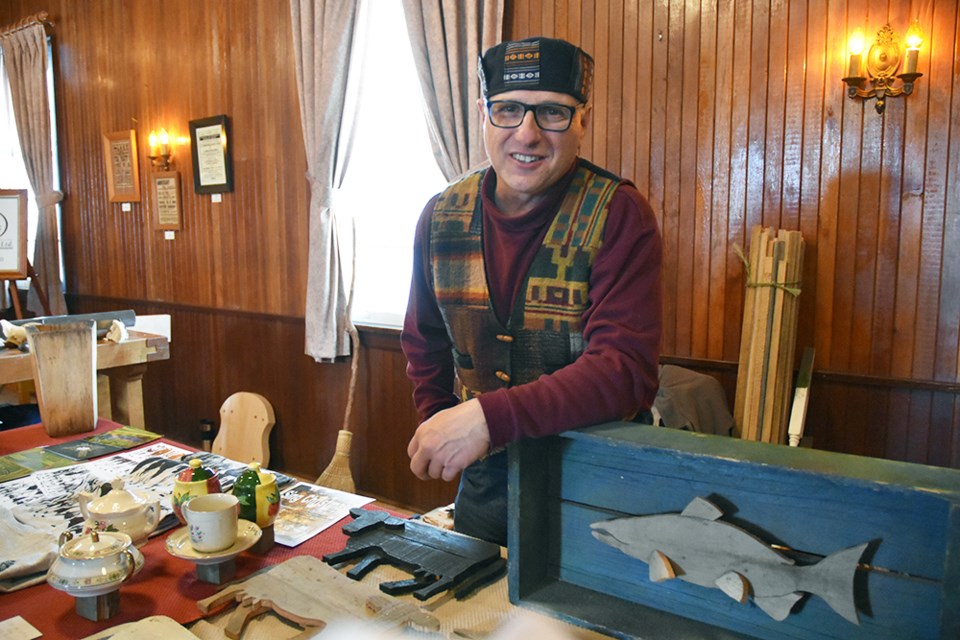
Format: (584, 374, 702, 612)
(78, 478, 161, 545)
(46, 530, 144, 598)
(172, 458, 222, 524)
(232, 462, 281, 529)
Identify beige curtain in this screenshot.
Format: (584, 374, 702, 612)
(290, 1, 362, 362)
(0, 23, 66, 315)
(401, 0, 503, 181)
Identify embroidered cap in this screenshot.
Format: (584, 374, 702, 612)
(479, 36, 594, 103)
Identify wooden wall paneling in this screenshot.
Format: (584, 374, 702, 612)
(914, 2, 956, 382)
(693, 0, 717, 358)
(941, 8, 960, 384)
(928, 392, 956, 469)
(723, 0, 753, 363)
(763, 0, 787, 229)
(676, 0, 699, 356)
(658, 0, 682, 355)
(796, 0, 827, 369)
(647, 0, 668, 243)
(603, 0, 623, 173)
(906, 390, 932, 466)
(580, 0, 597, 158)
(631, 0, 653, 200)
(708, 0, 734, 360)
(619, 1, 639, 184)
(812, 0, 845, 372)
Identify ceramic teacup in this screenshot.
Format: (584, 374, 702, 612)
(182, 492, 239, 553)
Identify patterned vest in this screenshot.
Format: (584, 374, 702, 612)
(430, 159, 622, 398)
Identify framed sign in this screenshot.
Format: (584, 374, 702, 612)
(151, 171, 182, 231)
(0, 189, 28, 279)
(102, 130, 141, 202)
(189, 114, 233, 194)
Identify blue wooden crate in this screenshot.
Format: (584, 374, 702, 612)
(508, 422, 960, 639)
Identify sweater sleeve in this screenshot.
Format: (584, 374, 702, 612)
(400, 195, 461, 422)
(476, 185, 663, 448)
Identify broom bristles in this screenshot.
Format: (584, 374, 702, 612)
(316, 429, 356, 493)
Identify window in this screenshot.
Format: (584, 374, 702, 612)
(0, 40, 61, 289)
(339, 0, 449, 328)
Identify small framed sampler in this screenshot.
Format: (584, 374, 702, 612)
(189, 114, 233, 194)
(0, 189, 28, 278)
(151, 171, 181, 230)
(102, 130, 141, 202)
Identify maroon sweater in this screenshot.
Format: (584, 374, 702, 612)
(401, 161, 663, 449)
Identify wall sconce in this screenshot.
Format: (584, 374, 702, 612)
(842, 21, 924, 114)
(148, 128, 173, 171)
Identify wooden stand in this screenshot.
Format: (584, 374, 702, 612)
(3, 262, 52, 320)
(250, 524, 274, 555)
(196, 558, 237, 585)
(75, 590, 120, 621)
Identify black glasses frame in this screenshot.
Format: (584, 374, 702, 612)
(485, 100, 582, 132)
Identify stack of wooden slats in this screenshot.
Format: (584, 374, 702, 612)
(734, 226, 805, 444)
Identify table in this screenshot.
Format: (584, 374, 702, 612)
(0, 330, 169, 430)
(0, 424, 603, 640)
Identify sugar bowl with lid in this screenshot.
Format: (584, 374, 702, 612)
(46, 529, 144, 599)
(172, 457, 223, 524)
(78, 478, 161, 545)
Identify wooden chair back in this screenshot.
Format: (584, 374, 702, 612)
(212, 391, 275, 466)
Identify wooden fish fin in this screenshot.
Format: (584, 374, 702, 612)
(715, 571, 751, 604)
(680, 496, 723, 520)
(648, 550, 677, 582)
(754, 592, 804, 621)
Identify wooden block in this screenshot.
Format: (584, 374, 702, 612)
(75, 589, 120, 621)
(26, 321, 97, 437)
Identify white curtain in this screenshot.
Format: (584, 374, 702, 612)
(0, 22, 65, 315)
(401, 0, 503, 180)
(290, 1, 362, 362)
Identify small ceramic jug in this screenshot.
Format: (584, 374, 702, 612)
(77, 478, 160, 545)
(231, 462, 281, 529)
(172, 458, 222, 524)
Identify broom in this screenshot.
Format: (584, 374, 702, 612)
(316, 323, 360, 493)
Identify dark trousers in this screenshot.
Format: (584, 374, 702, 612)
(453, 449, 508, 546)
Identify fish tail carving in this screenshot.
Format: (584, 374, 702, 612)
(803, 542, 869, 624)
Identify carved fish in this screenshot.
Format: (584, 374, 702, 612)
(590, 497, 868, 623)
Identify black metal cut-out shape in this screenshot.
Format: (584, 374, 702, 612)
(323, 508, 505, 601)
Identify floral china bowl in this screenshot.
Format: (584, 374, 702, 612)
(46, 530, 144, 598)
(78, 478, 161, 545)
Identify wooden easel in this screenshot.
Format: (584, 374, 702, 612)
(4, 261, 51, 320)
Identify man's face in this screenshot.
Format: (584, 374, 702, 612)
(478, 89, 591, 214)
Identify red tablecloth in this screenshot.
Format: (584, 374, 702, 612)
(0, 422, 379, 639)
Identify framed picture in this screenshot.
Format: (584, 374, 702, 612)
(102, 130, 141, 202)
(0, 189, 28, 279)
(151, 171, 181, 231)
(189, 114, 233, 194)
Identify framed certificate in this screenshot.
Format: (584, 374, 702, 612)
(189, 114, 233, 194)
(0, 189, 28, 279)
(151, 171, 182, 230)
(103, 130, 141, 202)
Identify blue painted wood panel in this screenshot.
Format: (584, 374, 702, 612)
(509, 422, 960, 639)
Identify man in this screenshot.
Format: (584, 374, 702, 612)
(401, 36, 662, 546)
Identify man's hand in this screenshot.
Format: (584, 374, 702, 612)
(408, 399, 491, 482)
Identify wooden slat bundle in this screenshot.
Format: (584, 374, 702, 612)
(734, 226, 805, 444)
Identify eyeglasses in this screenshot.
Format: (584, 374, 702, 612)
(485, 100, 582, 132)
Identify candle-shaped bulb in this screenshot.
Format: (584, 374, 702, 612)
(847, 29, 865, 78)
(904, 21, 923, 75)
(148, 130, 158, 156)
(158, 128, 170, 156)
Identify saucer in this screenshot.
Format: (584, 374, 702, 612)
(165, 520, 261, 565)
